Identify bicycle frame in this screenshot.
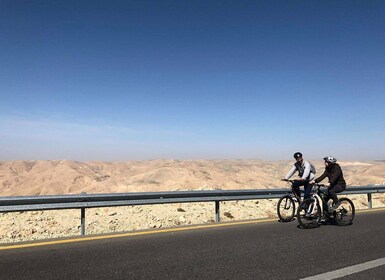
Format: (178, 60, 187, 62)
(277, 179, 305, 222)
(308, 193, 325, 216)
(283, 179, 302, 202)
(298, 183, 355, 228)
(305, 184, 328, 216)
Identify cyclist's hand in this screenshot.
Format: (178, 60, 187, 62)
(297, 178, 305, 181)
(310, 180, 315, 184)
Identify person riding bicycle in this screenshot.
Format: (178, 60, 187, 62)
(282, 152, 315, 203)
(310, 156, 346, 211)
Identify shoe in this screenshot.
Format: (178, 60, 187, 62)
(321, 213, 327, 221)
(332, 201, 341, 210)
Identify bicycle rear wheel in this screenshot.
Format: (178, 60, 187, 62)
(297, 198, 321, 229)
(333, 198, 355, 226)
(277, 195, 296, 222)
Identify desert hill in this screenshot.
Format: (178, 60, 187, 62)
(1, 159, 385, 244)
(1, 160, 384, 196)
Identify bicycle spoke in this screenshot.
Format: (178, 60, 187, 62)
(297, 198, 321, 228)
(334, 198, 355, 225)
(277, 195, 296, 222)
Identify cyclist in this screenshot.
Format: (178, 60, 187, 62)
(282, 152, 315, 203)
(310, 156, 346, 210)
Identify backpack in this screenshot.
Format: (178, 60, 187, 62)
(310, 162, 316, 175)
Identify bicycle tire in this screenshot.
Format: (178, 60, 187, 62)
(333, 197, 355, 226)
(297, 198, 321, 229)
(277, 195, 296, 222)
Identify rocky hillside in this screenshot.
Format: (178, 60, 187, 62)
(1, 160, 384, 196)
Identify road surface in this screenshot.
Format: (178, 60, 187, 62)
(0, 209, 384, 279)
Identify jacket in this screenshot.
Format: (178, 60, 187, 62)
(285, 160, 315, 181)
(314, 163, 346, 187)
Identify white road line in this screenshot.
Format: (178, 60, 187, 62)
(301, 257, 385, 280)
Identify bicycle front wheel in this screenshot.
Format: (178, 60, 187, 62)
(334, 198, 355, 226)
(297, 198, 321, 229)
(277, 195, 296, 222)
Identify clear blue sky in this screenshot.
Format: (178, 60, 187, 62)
(1, 1, 384, 161)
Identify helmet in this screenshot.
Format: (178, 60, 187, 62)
(323, 156, 337, 164)
(293, 152, 303, 159)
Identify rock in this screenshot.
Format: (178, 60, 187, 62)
(224, 212, 234, 219)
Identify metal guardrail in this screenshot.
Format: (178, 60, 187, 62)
(1, 185, 384, 236)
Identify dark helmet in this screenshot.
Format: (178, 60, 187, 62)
(293, 152, 303, 159)
(323, 156, 337, 164)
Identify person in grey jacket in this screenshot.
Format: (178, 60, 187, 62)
(311, 156, 346, 210)
(282, 152, 315, 202)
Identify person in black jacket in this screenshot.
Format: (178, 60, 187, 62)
(311, 156, 346, 210)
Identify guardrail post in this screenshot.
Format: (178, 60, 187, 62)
(367, 193, 372, 209)
(215, 201, 220, 222)
(81, 208, 86, 235)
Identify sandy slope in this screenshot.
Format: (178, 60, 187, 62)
(1, 160, 384, 196)
(1, 160, 384, 244)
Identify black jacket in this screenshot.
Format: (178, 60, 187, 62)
(315, 163, 346, 187)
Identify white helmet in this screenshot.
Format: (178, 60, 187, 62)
(323, 156, 337, 164)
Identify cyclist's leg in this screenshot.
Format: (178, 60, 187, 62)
(303, 181, 312, 200)
(302, 181, 313, 210)
(329, 184, 346, 207)
(324, 188, 332, 206)
(292, 180, 303, 201)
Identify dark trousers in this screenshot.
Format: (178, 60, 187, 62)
(292, 180, 312, 202)
(325, 184, 346, 205)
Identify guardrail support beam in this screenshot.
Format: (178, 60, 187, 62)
(367, 193, 372, 209)
(81, 208, 86, 235)
(215, 201, 220, 222)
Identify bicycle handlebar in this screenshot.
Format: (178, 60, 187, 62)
(281, 179, 300, 183)
(281, 179, 326, 187)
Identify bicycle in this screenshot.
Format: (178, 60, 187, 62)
(296, 183, 355, 229)
(277, 179, 303, 222)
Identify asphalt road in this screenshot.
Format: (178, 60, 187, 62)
(0, 209, 384, 280)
